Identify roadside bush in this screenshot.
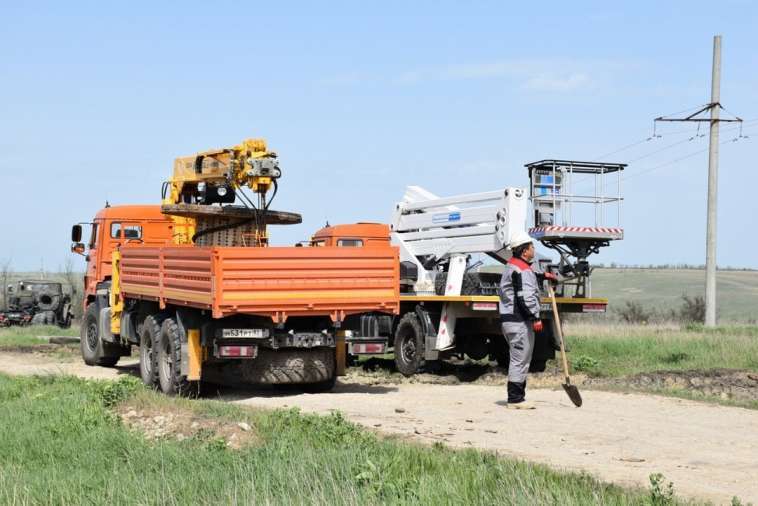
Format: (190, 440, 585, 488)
(617, 301, 657, 324)
(670, 294, 705, 324)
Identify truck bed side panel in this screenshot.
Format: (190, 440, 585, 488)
(118, 246, 399, 318)
(119, 246, 214, 310)
(214, 247, 399, 318)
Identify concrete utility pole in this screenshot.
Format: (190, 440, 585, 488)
(704, 35, 721, 327)
(654, 35, 743, 327)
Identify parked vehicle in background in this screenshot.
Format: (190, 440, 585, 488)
(0, 280, 73, 328)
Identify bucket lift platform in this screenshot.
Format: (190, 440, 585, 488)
(526, 159, 626, 298)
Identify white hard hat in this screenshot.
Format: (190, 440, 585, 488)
(508, 230, 533, 250)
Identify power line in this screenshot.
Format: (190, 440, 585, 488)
(598, 134, 750, 187)
(571, 117, 757, 190)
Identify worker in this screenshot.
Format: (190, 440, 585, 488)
(498, 231, 553, 409)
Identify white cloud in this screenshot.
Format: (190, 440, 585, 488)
(522, 72, 592, 92)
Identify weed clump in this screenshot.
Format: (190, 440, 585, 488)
(648, 473, 676, 505)
(88, 375, 143, 408)
(573, 355, 600, 373)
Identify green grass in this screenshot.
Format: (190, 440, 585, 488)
(565, 323, 758, 377)
(0, 374, 693, 506)
(0, 325, 79, 348)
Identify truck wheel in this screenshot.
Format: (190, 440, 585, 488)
(37, 291, 58, 312)
(394, 313, 425, 376)
(301, 374, 337, 393)
(157, 317, 198, 397)
(301, 351, 337, 393)
(58, 304, 72, 329)
(139, 315, 165, 387)
(80, 304, 119, 367)
(488, 334, 510, 370)
(529, 359, 547, 373)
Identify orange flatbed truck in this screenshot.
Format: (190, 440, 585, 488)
(71, 204, 399, 395)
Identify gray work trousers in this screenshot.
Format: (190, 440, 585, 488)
(501, 321, 535, 383)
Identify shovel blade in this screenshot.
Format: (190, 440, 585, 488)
(562, 383, 583, 407)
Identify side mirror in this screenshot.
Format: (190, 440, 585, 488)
(71, 243, 86, 256)
(71, 224, 82, 243)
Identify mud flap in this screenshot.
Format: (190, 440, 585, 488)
(336, 332, 346, 376)
(176, 309, 203, 380)
(98, 307, 116, 343)
(415, 306, 439, 361)
(186, 329, 202, 381)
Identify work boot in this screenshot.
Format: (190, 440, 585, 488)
(507, 381, 526, 403)
(506, 381, 535, 409)
(507, 400, 536, 410)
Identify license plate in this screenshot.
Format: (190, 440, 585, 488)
(472, 302, 498, 311)
(352, 343, 386, 354)
(221, 328, 268, 338)
(582, 304, 607, 313)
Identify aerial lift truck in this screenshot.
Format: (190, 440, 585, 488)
(316, 160, 625, 375)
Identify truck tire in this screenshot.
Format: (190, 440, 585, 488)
(301, 374, 337, 393)
(139, 314, 165, 388)
(488, 334, 510, 370)
(31, 312, 49, 325)
(394, 313, 425, 376)
(57, 303, 72, 329)
(529, 359, 547, 373)
(80, 304, 120, 367)
(203, 348, 335, 387)
(434, 272, 501, 296)
(37, 291, 59, 312)
(157, 317, 198, 397)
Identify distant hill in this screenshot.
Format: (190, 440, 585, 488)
(589, 268, 758, 323)
(479, 265, 758, 323)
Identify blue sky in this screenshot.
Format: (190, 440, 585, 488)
(1, 1, 756, 271)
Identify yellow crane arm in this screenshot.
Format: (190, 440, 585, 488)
(162, 138, 281, 206)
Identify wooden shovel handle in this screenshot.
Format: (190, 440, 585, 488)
(547, 283, 571, 384)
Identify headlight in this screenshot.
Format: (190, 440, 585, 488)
(216, 186, 228, 197)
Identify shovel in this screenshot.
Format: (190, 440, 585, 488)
(546, 283, 583, 407)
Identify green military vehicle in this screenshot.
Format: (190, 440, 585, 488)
(0, 281, 73, 328)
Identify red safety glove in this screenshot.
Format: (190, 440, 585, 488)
(543, 272, 558, 285)
(533, 320, 544, 332)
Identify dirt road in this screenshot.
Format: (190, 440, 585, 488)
(1, 351, 756, 505)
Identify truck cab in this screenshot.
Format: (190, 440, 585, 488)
(310, 223, 391, 248)
(71, 205, 174, 309)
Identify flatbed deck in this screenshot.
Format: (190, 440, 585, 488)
(399, 294, 608, 314)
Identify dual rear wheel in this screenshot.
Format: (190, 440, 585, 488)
(139, 315, 198, 397)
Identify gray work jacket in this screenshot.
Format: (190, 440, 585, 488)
(498, 257, 541, 322)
